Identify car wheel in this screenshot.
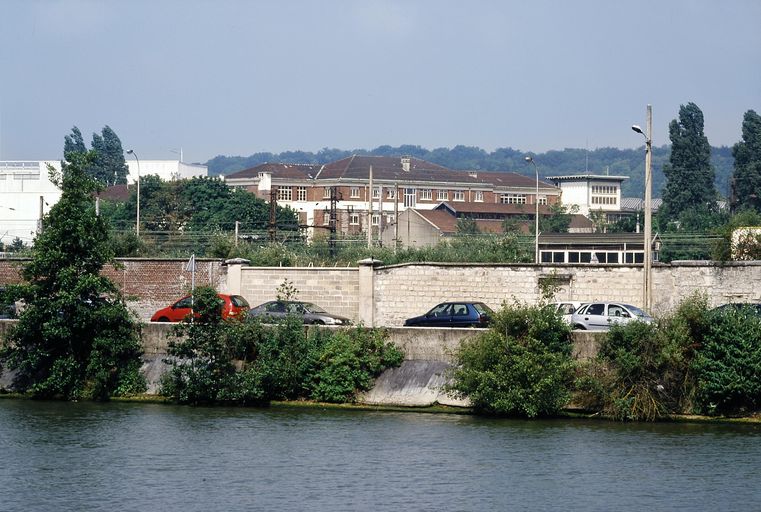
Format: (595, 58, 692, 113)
(573, 324, 586, 330)
(157, 317, 170, 322)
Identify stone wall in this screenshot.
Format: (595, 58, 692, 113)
(238, 266, 360, 322)
(371, 261, 761, 326)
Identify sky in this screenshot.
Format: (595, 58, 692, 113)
(1, 0, 759, 165)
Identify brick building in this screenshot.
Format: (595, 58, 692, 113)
(224, 155, 561, 238)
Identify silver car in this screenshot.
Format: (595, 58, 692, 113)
(570, 302, 654, 330)
(248, 300, 351, 325)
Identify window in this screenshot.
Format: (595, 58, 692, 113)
(591, 185, 618, 206)
(372, 187, 380, 199)
(296, 186, 307, 201)
(371, 214, 380, 226)
(538, 195, 547, 205)
(386, 214, 395, 225)
(387, 188, 396, 199)
(350, 213, 360, 225)
(323, 211, 330, 225)
(437, 190, 448, 201)
(452, 190, 465, 201)
(501, 194, 526, 204)
(350, 187, 360, 198)
(323, 187, 332, 199)
(474, 191, 484, 202)
(420, 189, 432, 200)
(277, 187, 292, 201)
(404, 188, 416, 208)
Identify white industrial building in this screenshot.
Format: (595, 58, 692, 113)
(0, 159, 207, 247)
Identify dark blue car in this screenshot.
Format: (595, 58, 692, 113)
(404, 301, 493, 328)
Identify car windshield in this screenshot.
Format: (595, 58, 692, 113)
(473, 303, 493, 315)
(624, 305, 648, 317)
(231, 296, 249, 308)
(301, 303, 327, 314)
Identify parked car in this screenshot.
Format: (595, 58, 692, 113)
(248, 300, 352, 325)
(710, 302, 761, 318)
(150, 294, 250, 322)
(404, 301, 494, 328)
(545, 301, 586, 324)
(570, 302, 654, 330)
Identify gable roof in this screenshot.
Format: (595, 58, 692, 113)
(226, 162, 322, 180)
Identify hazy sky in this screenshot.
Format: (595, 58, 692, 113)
(1, 0, 759, 164)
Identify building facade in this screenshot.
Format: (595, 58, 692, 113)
(224, 155, 561, 238)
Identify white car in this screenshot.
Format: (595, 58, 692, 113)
(570, 302, 654, 330)
(546, 301, 586, 324)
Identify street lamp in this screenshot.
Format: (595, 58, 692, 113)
(126, 149, 141, 238)
(525, 156, 540, 264)
(632, 104, 653, 311)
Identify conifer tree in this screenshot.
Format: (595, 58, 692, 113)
(731, 110, 761, 213)
(660, 103, 717, 225)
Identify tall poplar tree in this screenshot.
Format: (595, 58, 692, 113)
(731, 110, 761, 213)
(660, 103, 717, 225)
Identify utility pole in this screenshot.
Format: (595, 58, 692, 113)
(235, 221, 239, 246)
(269, 187, 277, 242)
(394, 182, 399, 252)
(329, 186, 337, 258)
(367, 166, 373, 249)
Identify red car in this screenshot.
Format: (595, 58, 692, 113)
(150, 294, 250, 322)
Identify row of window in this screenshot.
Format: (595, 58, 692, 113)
(591, 185, 617, 195)
(326, 213, 395, 226)
(591, 196, 618, 205)
(540, 251, 646, 264)
(276, 186, 497, 203)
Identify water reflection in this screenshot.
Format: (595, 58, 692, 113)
(1, 400, 759, 511)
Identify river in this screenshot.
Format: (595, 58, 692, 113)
(1, 400, 759, 511)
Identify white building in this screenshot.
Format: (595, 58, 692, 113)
(0, 159, 207, 247)
(547, 174, 628, 217)
(0, 161, 63, 245)
(124, 160, 207, 183)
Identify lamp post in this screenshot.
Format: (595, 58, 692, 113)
(632, 104, 653, 311)
(126, 149, 141, 238)
(525, 156, 540, 263)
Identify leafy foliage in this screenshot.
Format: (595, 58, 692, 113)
(161, 287, 403, 405)
(449, 303, 574, 417)
(660, 103, 719, 228)
(65, 125, 129, 186)
(692, 306, 761, 416)
(731, 110, 761, 213)
(0, 152, 145, 400)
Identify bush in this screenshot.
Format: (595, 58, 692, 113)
(161, 288, 403, 405)
(692, 307, 761, 416)
(449, 303, 574, 417)
(578, 293, 708, 421)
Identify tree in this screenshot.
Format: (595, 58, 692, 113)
(731, 110, 761, 213)
(91, 125, 129, 186)
(660, 103, 718, 227)
(539, 203, 577, 233)
(63, 126, 87, 161)
(0, 152, 145, 400)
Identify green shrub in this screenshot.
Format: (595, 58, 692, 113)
(161, 288, 403, 405)
(310, 327, 403, 403)
(449, 303, 574, 417)
(580, 293, 708, 420)
(692, 307, 761, 416)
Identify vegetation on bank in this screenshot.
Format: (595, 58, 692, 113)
(0, 153, 145, 400)
(160, 286, 403, 406)
(453, 294, 761, 420)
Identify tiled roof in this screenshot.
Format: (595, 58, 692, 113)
(414, 209, 458, 233)
(620, 197, 663, 211)
(99, 184, 131, 202)
(435, 201, 556, 216)
(226, 162, 322, 180)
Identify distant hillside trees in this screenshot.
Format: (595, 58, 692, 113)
(731, 110, 761, 213)
(205, 144, 735, 201)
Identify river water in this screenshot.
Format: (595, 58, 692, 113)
(1, 400, 759, 512)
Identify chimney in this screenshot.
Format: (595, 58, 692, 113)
(401, 156, 411, 172)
